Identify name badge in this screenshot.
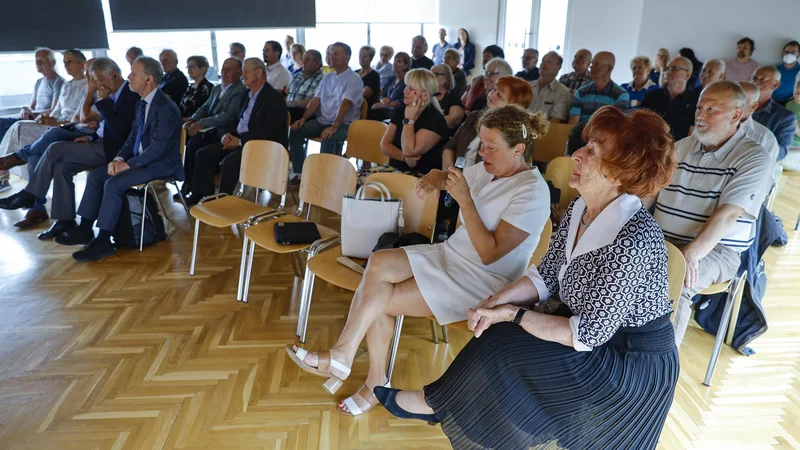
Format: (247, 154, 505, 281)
(631, 100, 640, 107)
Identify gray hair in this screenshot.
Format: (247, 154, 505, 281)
(756, 65, 781, 83)
(412, 35, 429, 52)
(89, 57, 122, 76)
(332, 42, 352, 58)
(360, 45, 376, 60)
(704, 58, 726, 73)
(160, 49, 178, 63)
(35, 47, 56, 63)
(738, 81, 760, 100)
(63, 49, 87, 63)
(306, 50, 322, 64)
(244, 57, 267, 75)
(674, 56, 693, 75)
(433, 63, 455, 90)
(380, 45, 395, 59)
(486, 57, 513, 75)
(702, 80, 746, 110)
(134, 56, 164, 85)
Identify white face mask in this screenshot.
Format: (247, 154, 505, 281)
(783, 53, 798, 65)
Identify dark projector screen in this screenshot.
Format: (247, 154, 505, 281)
(0, 0, 108, 52)
(109, 0, 316, 31)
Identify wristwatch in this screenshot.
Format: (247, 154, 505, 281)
(513, 307, 528, 325)
(402, 118, 415, 125)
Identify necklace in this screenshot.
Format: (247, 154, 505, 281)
(580, 210, 592, 228)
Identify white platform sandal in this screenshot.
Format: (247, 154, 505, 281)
(338, 381, 391, 416)
(285, 345, 351, 394)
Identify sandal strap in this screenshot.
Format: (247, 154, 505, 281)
(329, 358, 351, 377)
(294, 347, 309, 361)
(317, 351, 351, 377)
(342, 395, 364, 416)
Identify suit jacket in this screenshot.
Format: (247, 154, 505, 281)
(117, 89, 184, 181)
(753, 99, 796, 161)
(235, 82, 288, 149)
(190, 80, 248, 136)
(94, 82, 140, 162)
(160, 69, 189, 107)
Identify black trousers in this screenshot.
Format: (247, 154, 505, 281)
(191, 142, 243, 198)
(182, 131, 218, 193)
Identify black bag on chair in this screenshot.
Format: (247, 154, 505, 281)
(113, 188, 167, 249)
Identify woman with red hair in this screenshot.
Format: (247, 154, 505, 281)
(375, 106, 680, 450)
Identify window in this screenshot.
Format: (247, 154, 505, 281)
(371, 24, 424, 62)
(536, 0, 569, 54)
(0, 53, 43, 108)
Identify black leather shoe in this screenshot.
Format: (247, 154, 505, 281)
(373, 387, 439, 425)
(73, 239, 116, 262)
(182, 194, 201, 206)
(14, 209, 48, 228)
(55, 226, 94, 246)
(38, 220, 76, 240)
(0, 190, 35, 210)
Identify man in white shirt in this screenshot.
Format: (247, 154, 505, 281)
(288, 42, 364, 176)
(529, 51, 571, 123)
(262, 40, 292, 94)
(282, 36, 295, 69)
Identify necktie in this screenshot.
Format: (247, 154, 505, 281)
(133, 100, 147, 157)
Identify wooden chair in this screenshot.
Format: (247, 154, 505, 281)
(297, 172, 438, 343)
(343, 120, 390, 169)
(544, 156, 579, 211)
(532, 123, 573, 164)
(307, 101, 368, 146)
(136, 128, 190, 252)
(239, 153, 357, 304)
(698, 272, 747, 386)
(188, 141, 291, 297)
(385, 219, 554, 382)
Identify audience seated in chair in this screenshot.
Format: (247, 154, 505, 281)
(184, 58, 288, 204)
(179, 57, 248, 200)
(54, 57, 185, 262)
(288, 42, 364, 177)
(725, 37, 759, 83)
(229, 42, 246, 60)
(287, 50, 324, 122)
(286, 105, 550, 417)
(288, 44, 305, 76)
(647, 81, 771, 347)
(466, 57, 513, 112)
(783, 75, 800, 171)
(453, 28, 476, 76)
(367, 52, 410, 122)
(752, 65, 796, 161)
(0, 57, 138, 231)
(262, 40, 292, 94)
(432, 64, 465, 135)
(699, 59, 726, 89)
(282, 36, 295, 70)
(515, 48, 540, 82)
(650, 48, 669, 86)
(379, 69, 450, 176)
(622, 56, 658, 111)
(180, 55, 213, 118)
(358, 46, 381, 108)
(0, 49, 87, 192)
(443, 48, 467, 99)
(125, 47, 144, 67)
(641, 56, 699, 142)
(410, 35, 434, 70)
(373, 45, 395, 89)
(529, 51, 571, 123)
(567, 51, 629, 153)
(773, 40, 799, 104)
(559, 48, 592, 94)
(739, 82, 780, 165)
(679, 47, 704, 90)
(158, 49, 188, 106)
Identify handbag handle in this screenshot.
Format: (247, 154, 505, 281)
(355, 182, 392, 201)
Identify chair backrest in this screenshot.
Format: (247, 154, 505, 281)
(529, 219, 553, 268)
(360, 101, 368, 120)
(364, 172, 438, 240)
(665, 241, 686, 304)
(533, 123, 573, 164)
(543, 156, 579, 211)
(299, 153, 357, 214)
(179, 128, 187, 164)
(345, 120, 390, 165)
(239, 140, 291, 195)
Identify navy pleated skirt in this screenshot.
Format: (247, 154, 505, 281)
(424, 315, 678, 450)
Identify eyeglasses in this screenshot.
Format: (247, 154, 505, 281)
(483, 70, 503, 77)
(433, 72, 446, 77)
(665, 66, 689, 73)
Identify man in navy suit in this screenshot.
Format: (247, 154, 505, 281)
(60, 56, 184, 262)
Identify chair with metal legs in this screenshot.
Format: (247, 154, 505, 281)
(699, 271, 748, 386)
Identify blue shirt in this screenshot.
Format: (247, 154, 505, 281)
(621, 79, 658, 110)
(753, 99, 796, 161)
(236, 86, 263, 136)
(775, 64, 800, 102)
(96, 81, 129, 139)
(432, 42, 452, 65)
(570, 81, 630, 123)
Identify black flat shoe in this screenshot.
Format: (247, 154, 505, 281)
(72, 239, 116, 262)
(373, 387, 439, 425)
(55, 226, 94, 246)
(38, 220, 76, 240)
(0, 190, 35, 210)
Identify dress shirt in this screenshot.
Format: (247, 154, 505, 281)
(236, 86, 264, 135)
(96, 81, 129, 139)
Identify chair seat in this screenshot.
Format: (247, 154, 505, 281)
(190, 196, 272, 228)
(246, 214, 338, 254)
(442, 319, 471, 332)
(701, 281, 730, 295)
(309, 137, 323, 143)
(133, 179, 167, 189)
(307, 245, 365, 291)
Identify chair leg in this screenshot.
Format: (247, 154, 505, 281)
(703, 281, 738, 387)
(140, 184, 149, 252)
(298, 261, 316, 343)
(236, 234, 249, 301)
(725, 271, 748, 346)
(429, 319, 439, 344)
(242, 240, 256, 303)
(189, 218, 200, 275)
(386, 315, 405, 383)
(150, 184, 169, 235)
(171, 181, 193, 230)
(441, 324, 449, 343)
(795, 211, 800, 231)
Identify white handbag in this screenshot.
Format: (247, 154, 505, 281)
(341, 182, 403, 258)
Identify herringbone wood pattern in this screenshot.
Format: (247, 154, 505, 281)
(0, 171, 798, 450)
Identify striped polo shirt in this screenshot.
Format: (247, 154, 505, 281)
(654, 127, 771, 252)
(569, 81, 630, 123)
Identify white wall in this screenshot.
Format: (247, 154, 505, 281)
(636, 0, 800, 67)
(438, 0, 501, 65)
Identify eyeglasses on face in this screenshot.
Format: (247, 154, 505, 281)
(665, 66, 688, 73)
(483, 70, 502, 77)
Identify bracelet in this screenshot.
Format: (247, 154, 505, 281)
(513, 307, 527, 325)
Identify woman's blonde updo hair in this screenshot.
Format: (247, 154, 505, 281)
(404, 68, 442, 112)
(477, 105, 549, 158)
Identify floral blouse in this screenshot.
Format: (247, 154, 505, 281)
(180, 78, 213, 117)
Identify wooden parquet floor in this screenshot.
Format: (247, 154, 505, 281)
(0, 171, 799, 450)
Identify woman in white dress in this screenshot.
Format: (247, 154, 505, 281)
(286, 105, 551, 416)
(0, 49, 88, 188)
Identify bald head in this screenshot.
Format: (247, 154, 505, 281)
(701, 80, 746, 110)
(695, 81, 746, 148)
(752, 66, 781, 105)
(590, 51, 615, 84)
(738, 81, 760, 121)
(700, 59, 725, 87)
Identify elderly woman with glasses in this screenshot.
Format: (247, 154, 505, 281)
(464, 57, 513, 112)
(375, 106, 679, 450)
(288, 44, 305, 75)
(432, 64, 465, 134)
(443, 48, 467, 98)
(374, 45, 395, 89)
(180, 55, 213, 118)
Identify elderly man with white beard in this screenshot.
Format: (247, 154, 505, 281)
(645, 80, 771, 347)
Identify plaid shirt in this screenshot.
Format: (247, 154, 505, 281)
(287, 69, 323, 104)
(558, 71, 591, 94)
